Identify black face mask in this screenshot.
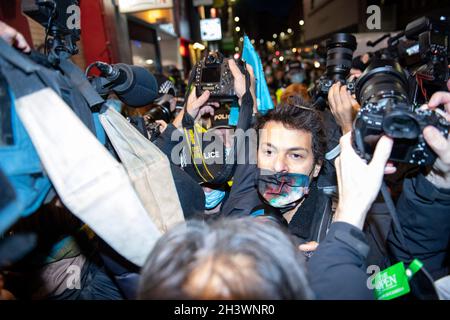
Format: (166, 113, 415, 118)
(257, 169, 312, 212)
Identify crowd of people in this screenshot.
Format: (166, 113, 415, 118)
(0, 19, 449, 301)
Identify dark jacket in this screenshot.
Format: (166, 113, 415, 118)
(153, 124, 206, 218)
(221, 155, 392, 269)
(387, 173, 450, 280)
(308, 222, 373, 299)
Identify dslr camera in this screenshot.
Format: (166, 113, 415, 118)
(352, 16, 450, 166)
(142, 101, 173, 141)
(352, 59, 449, 166)
(22, 0, 81, 63)
(194, 52, 235, 102)
(316, 33, 358, 96)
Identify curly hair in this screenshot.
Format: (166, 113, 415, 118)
(255, 96, 327, 164)
(138, 218, 313, 300)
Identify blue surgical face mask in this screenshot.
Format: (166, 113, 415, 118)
(204, 189, 226, 210)
(290, 72, 305, 84)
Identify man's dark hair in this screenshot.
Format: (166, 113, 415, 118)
(255, 96, 327, 164)
(138, 218, 313, 300)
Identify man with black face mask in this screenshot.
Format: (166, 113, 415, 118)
(221, 97, 330, 253)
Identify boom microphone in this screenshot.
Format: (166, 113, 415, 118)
(88, 61, 159, 107)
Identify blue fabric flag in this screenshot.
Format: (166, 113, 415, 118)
(242, 35, 274, 114)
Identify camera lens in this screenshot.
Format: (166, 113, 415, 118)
(355, 59, 409, 106)
(355, 59, 420, 139)
(146, 103, 172, 123)
(325, 33, 357, 82)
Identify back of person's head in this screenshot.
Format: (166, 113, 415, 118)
(280, 83, 310, 104)
(138, 218, 313, 300)
(255, 96, 327, 165)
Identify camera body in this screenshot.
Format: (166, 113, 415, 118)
(316, 33, 357, 96)
(354, 101, 449, 165)
(317, 77, 356, 96)
(145, 122, 162, 141)
(22, 0, 81, 60)
(415, 17, 450, 88)
(352, 59, 450, 165)
(141, 102, 172, 141)
(194, 52, 235, 102)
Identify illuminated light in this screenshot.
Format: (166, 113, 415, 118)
(292, 48, 297, 53)
(239, 37, 244, 42)
(234, 16, 240, 22)
(251, 39, 255, 44)
(235, 26, 241, 32)
(157, 36, 162, 41)
(210, 8, 217, 18)
(299, 20, 304, 26)
(314, 61, 321, 68)
(260, 39, 264, 44)
(279, 56, 284, 62)
(280, 32, 285, 37)
(179, 45, 187, 57)
(193, 42, 205, 50)
(287, 28, 292, 34)
(273, 33, 277, 39)
(145, 59, 154, 65)
(275, 50, 280, 56)
(234, 53, 240, 59)
(314, 44, 318, 49)
(272, 58, 277, 63)
(271, 41, 276, 46)
(235, 46, 240, 52)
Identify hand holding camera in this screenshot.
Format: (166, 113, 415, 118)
(334, 132, 394, 230)
(327, 82, 359, 134)
(174, 52, 256, 129)
(423, 90, 450, 189)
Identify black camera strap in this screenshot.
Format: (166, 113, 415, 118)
(380, 182, 412, 257)
(58, 59, 105, 108)
(381, 181, 440, 299)
(181, 60, 253, 185)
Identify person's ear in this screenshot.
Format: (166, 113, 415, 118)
(312, 160, 322, 178)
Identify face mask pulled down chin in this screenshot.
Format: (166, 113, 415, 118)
(257, 169, 310, 211)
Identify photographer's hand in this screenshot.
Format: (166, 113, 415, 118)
(423, 91, 450, 189)
(328, 82, 359, 134)
(172, 90, 220, 128)
(0, 21, 31, 53)
(228, 59, 257, 113)
(155, 120, 168, 133)
(334, 132, 393, 230)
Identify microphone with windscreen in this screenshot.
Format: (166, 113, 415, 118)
(87, 61, 159, 107)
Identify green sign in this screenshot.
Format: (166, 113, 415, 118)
(373, 262, 410, 300)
